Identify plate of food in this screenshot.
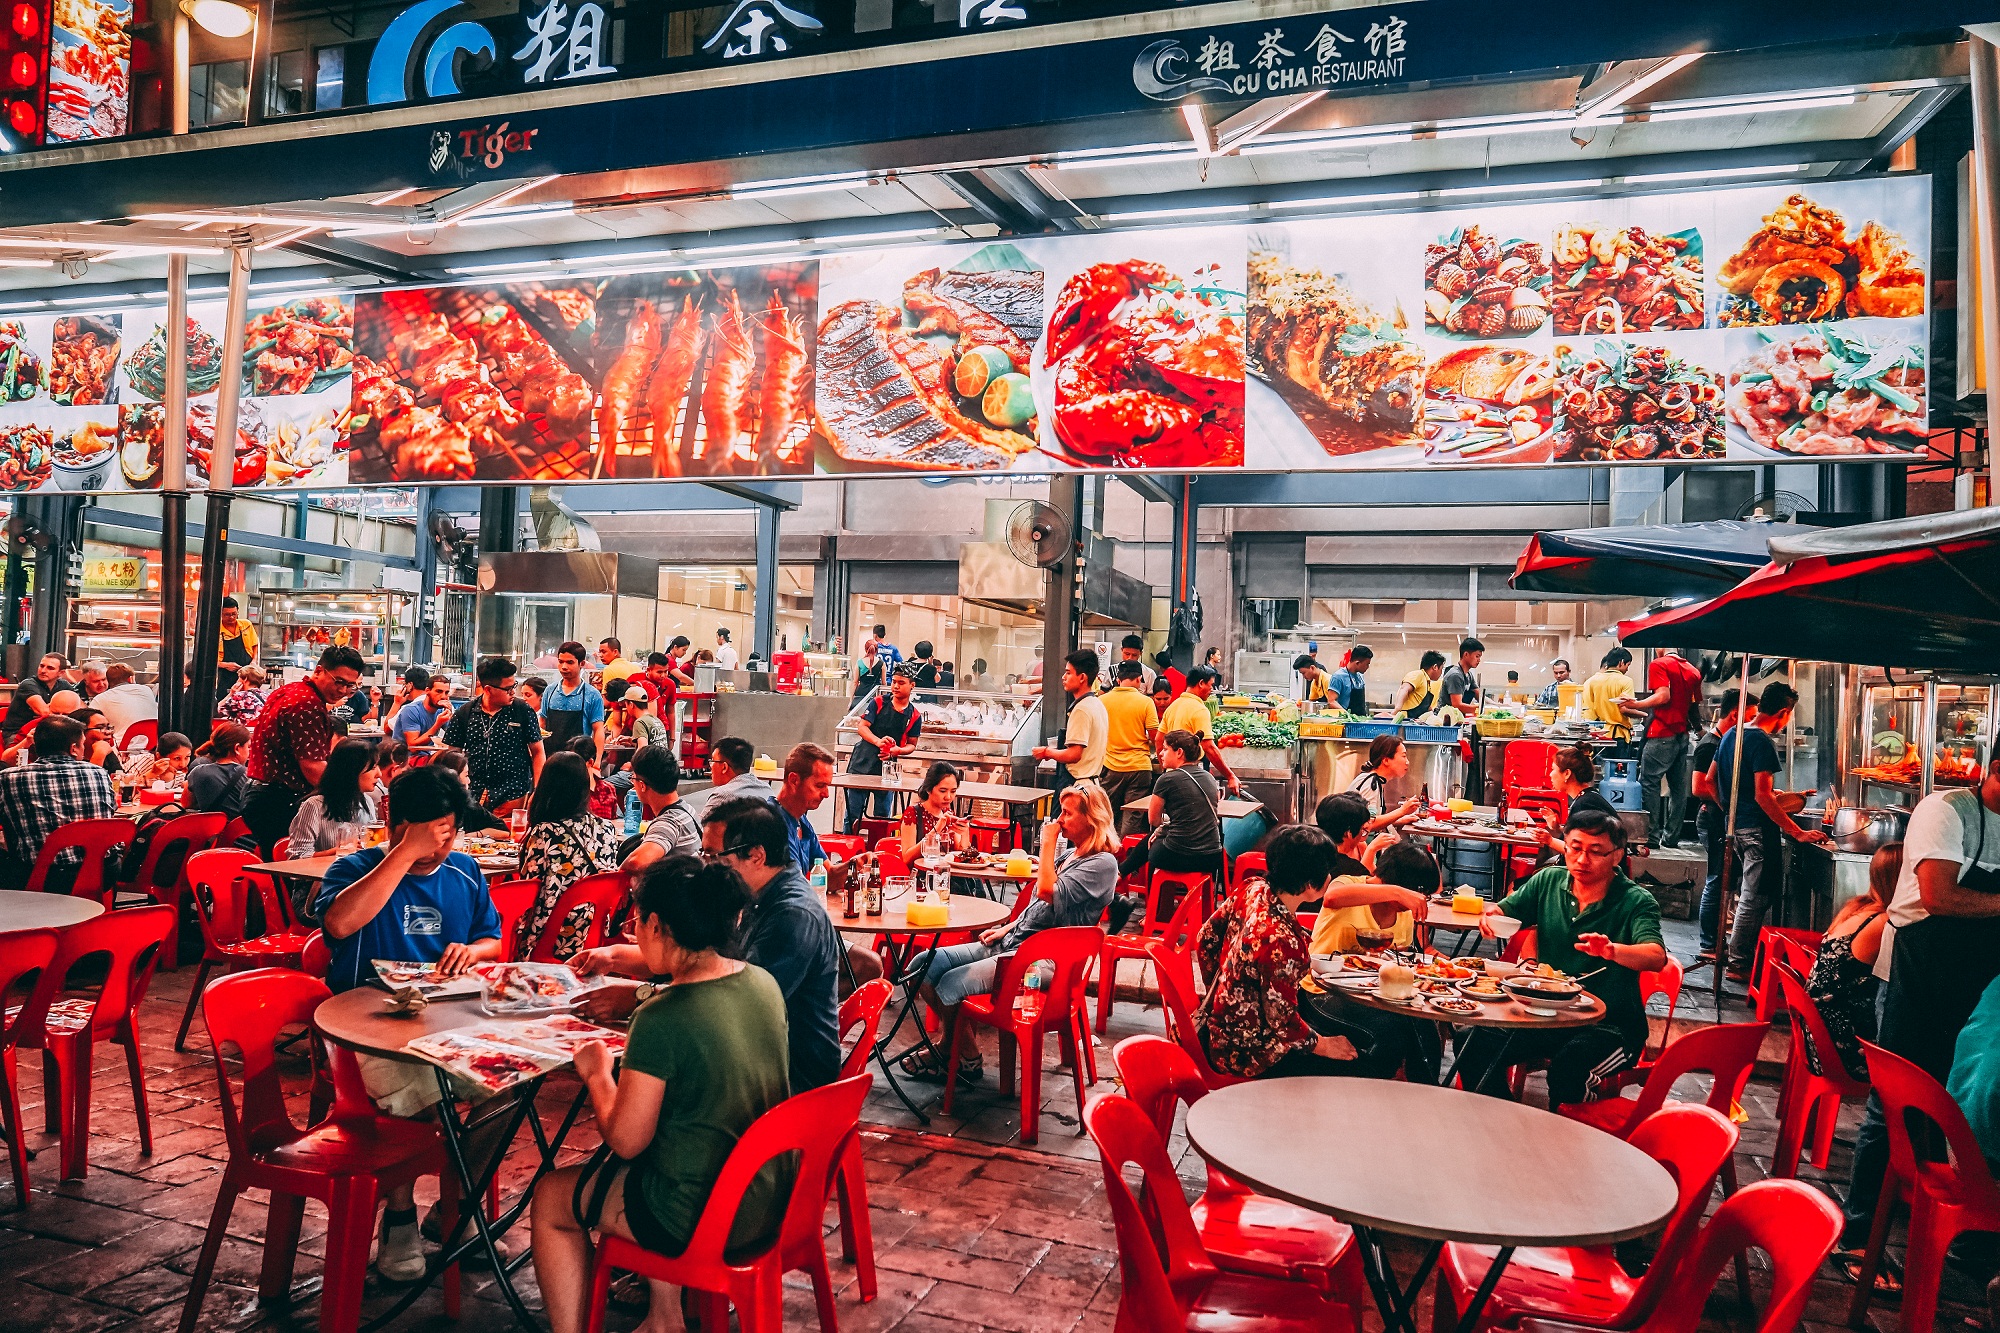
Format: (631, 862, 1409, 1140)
(1423, 225, 1550, 340)
(1426, 995, 1482, 1016)
(1420, 346, 1556, 464)
(1715, 194, 1924, 327)
(1549, 340, 1725, 462)
(1725, 325, 1925, 457)
(1458, 976, 1510, 1001)
(1550, 224, 1704, 334)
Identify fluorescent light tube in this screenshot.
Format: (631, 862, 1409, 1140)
(1576, 52, 1705, 120)
(1099, 203, 1251, 223)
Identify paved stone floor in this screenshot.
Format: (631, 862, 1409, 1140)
(0, 949, 1983, 1333)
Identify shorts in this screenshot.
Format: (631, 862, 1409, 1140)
(575, 1151, 688, 1258)
(357, 1051, 499, 1119)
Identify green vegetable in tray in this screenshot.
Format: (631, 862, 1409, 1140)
(1214, 716, 1299, 749)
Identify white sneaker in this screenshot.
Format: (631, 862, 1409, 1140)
(376, 1219, 427, 1282)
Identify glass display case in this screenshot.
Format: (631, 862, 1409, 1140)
(67, 596, 165, 679)
(836, 685, 1042, 787)
(802, 651, 850, 697)
(1847, 671, 1994, 805)
(257, 590, 414, 681)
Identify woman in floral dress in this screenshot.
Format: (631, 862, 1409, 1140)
(515, 752, 621, 960)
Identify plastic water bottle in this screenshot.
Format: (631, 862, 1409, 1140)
(810, 858, 827, 894)
(1019, 966, 1044, 1022)
(623, 788, 642, 837)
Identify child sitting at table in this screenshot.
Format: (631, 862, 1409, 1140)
(531, 855, 791, 1333)
(314, 764, 505, 1283)
(1310, 793, 1424, 950)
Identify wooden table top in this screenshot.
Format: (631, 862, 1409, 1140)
(1186, 1079, 1675, 1247)
(1424, 902, 1521, 936)
(314, 987, 494, 1062)
(249, 846, 521, 882)
(819, 891, 1013, 937)
(916, 857, 1036, 883)
(1122, 796, 1263, 819)
(0, 890, 104, 931)
(1409, 817, 1542, 848)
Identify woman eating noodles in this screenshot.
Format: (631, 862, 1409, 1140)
(530, 856, 791, 1333)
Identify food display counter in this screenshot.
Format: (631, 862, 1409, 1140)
(257, 589, 413, 681)
(1299, 727, 1466, 827)
(837, 685, 1041, 789)
(67, 595, 164, 678)
(1843, 670, 1995, 806)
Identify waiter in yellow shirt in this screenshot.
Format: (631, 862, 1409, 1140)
(1099, 659, 1161, 836)
(1160, 665, 1241, 795)
(217, 596, 258, 700)
(1582, 646, 1647, 757)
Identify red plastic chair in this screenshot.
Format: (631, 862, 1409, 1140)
(1501, 739, 1561, 805)
(1437, 1104, 1738, 1333)
(1587, 958, 1691, 1101)
(115, 809, 228, 968)
(1085, 1092, 1354, 1333)
(1097, 867, 1209, 1033)
(968, 818, 1012, 853)
(586, 1074, 872, 1333)
(298, 930, 331, 979)
(1231, 852, 1267, 900)
(817, 833, 865, 862)
(1559, 1021, 1770, 1139)
(525, 871, 629, 962)
(1514, 1180, 1840, 1333)
(0, 928, 58, 1205)
(118, 719, 158, 752)
(486, 877, 538, 960)
(176, 968, 457, 1333)
(1846, 1041, 2000, 1333)
(819, 979, 893, 1322)
(1114, 1035, 1364, 1323)
(942, 925, 1101, 1145)
(22, 818, 134, 904)
(1748, 926, 1820, 1022)
(175, 849, 316, 1050)
(16, 904, 174, 1180)
(219, 815, 254, 848)
(1768, 961, 1868, 1178)
(1148, 938, 1244, 1090)
(857, 816, 897, 848)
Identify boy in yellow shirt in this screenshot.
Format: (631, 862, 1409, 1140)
(1582, 646, 1645, 754)
(1308, 793, 1432, 952)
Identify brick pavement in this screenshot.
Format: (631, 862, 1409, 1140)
(0, 960, 1987, 1333)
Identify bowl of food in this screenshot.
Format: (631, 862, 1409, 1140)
(1484, 959, 1523, 979)
(1458, 976, 1509, 1001)
(52, 420, 117, 489)
(1501, 975, 1585, 1011)
(1354, 926, 1396, 952)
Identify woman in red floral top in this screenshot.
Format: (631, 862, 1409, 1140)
(1196, 825, 1368, 1079)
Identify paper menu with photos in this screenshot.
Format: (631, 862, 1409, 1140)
(372, 958, 484, 998)
(406, 1018, 626, 1092)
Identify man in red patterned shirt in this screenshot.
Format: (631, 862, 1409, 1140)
(244, 645, 366, 856)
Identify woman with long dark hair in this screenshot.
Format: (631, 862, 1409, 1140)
(288, 737, 382, 855)
(1348, 734, 1421, 834)
(516, 751, 621, 960)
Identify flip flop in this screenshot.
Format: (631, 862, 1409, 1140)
(1832, 1248, 1904, 1297)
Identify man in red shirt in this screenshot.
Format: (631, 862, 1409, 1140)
(1629, 647, 1704, 848)
(244, 645, 366, 857)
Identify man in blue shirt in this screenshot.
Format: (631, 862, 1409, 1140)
(314, 765, 503, 1280)
(541, 640, 607, 754)
(1706, 681, 1829, 981)
(771, 741, 833, 874)
(392, 673, 456, 748)
(1329, 645, 1373, 714)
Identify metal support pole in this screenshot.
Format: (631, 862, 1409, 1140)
(412, 486, 438, 666)
(158, 254, 190, 735)
(185, 245, 253, 742)
(1714, 654, 1752, 1020)
(1973, 33, 2000, 510)
(753, 501, 779, 660)
(1167, 475, 1198, 671)
(475, 487, 523, 658)
(27, 497, 67, 659)
(2, 499, 25, 669)
(1040, 474, 1084, 743)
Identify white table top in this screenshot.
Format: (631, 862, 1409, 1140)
(0, 890, 105, 931)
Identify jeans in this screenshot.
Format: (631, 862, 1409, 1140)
(1639, 731, 1692, 845)
(1697, 805, 1724, 951)
(1723, 827, 1777, 971)
(841, 781, 893, 834)
(920, 939, 1002, 1007)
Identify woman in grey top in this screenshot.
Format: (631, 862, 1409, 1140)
(1108, 730, 1222, 933)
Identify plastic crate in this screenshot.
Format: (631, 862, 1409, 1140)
(1473, 717, 1525, 739)
(1341, 720, 1400, 740)
(1401, 724, 1461, 743)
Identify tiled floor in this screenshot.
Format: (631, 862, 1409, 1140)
(0, 942, 1985, 1333)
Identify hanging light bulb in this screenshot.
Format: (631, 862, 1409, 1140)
(179, 0, 252, 37)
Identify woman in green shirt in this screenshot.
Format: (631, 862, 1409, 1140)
(532, 856, 791, 1333)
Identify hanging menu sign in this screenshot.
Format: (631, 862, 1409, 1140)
(0, 173, 1933, 492)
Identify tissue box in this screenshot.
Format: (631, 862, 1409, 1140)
(1451, 894, 1484, 916)
(904, 901, 949, 928)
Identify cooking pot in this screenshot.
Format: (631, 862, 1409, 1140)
(1802, 806, 1910, 855)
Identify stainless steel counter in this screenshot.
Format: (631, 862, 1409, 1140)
(712, 690, 851, 770)
(1298, 736, 1464, 822)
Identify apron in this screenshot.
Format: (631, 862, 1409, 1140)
(218, 625, 254, 693)
(1398, 672, 1440, 720)
(543, 682, 593, 749)
(849, 698, 919, 774)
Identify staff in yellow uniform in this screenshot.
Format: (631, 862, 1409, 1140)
(1160, 666, 1241, 795)
(1099, 660, 1160, 837)
(217, 597, 258, 701)
(1582, 646, 1646, 757)
(1394, 651, 1447, 719)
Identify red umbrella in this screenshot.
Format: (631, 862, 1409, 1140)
(1619, 509, 2000, 670)
(1510, 519, 1775, 599)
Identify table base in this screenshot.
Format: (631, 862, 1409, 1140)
(1354, 1224, 1513, 1333)
(358, 1071, 587, 1333)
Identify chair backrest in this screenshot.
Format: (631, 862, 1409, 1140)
(1617, 1021, 1771, 1130)
(201, 967, 333, 1158)
(991, 925, 1101, 1029)
(1772, 961, 1869, 1094)
(25, 817, 134, 901)
(709, 1074, 871, 1271)
(1112, 1034, 1208, 1141)
(0, 929, 59, 1051)
(1229, 852, 1266, 899)
(1638, 1180, 1842, 1333)
(1639, 955, 1686, 1058)
(1145, 939, 1242, 1089)
(298, 929, 331, 979)
(1086, 1091, 1220, 1328)
(1140, 869, 1212, 949)
(186, 848, 267, 949)
(219, 816, 253, 848)
(1615, 1105, 1741, 1323)
(1860, 1039, 2000, 1209)
(19, 904, 175, 1041)
(1501, 739, 1560, 799)
(487, 877, 539, 960)
(838, 978, 892, 1079)
(118, 719, 158, 753)
(127, 810, 229, 894)
(818, 833, 865, 862)
(527, 872, 630, 962)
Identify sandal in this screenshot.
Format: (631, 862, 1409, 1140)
(898, 1047, 956, 1084)
(1832, 1247, 1904, 1297)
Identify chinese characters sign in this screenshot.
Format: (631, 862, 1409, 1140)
(1135, 9, 1416, 101)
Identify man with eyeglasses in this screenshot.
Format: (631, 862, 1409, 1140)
(245, 645, 367, 857)
(441, 656, 547, 814)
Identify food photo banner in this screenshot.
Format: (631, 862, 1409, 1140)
(0, 174, 1932, 493)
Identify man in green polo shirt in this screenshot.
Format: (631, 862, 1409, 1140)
(1461, 809, 1667, 1108)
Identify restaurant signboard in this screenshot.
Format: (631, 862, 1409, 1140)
(0, 173, 1931, 493)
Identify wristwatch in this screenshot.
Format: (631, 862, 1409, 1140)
(634, 981, 664, 1004)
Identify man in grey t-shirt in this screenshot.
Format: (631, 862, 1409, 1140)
(1441, 637, 1484, 714)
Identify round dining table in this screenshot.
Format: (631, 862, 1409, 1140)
(1186, 1079, 1677, 1333)
(0, 890, 104, 932)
